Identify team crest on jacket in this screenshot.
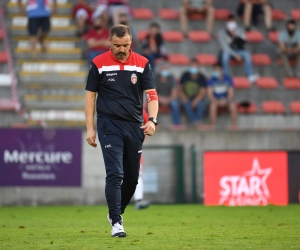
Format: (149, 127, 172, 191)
(131, 73, 137, 84)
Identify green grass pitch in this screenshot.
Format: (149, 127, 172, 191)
(0, 205, 299, 249)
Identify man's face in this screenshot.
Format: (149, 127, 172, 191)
(119, 15, 128, 25)
(149, 26, 158, 36)
(287, 23, 296, 32)
(109, 34, 132, 61)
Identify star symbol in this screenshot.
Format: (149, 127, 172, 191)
(244, 158, 272, 197)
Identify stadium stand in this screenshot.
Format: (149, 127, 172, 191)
(2, 0, 300, 129)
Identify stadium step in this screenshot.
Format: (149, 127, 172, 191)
(10, 14, 76, 37)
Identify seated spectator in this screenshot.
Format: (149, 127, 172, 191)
(142, 22, 167, 73)
(73, 0, 108, 36)
(278, 19, 300, 78)
(207, 63, 237, 127)
(155, 63, 182, 127)
(118, 12, 138, 50)
(83, 17, 110, 63)
(180, 0, 215, 35)
(179, 59, 207, 124)
(237, 0, 274, 31)
(107, 0, 131, 25)
(219, 14, 259, 84)
(18, 0, 57, 59)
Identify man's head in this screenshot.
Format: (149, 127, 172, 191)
(159, 63, 171, 78)
(212, 63, 223, 79)
(119, 13, 129, 26)
(149, 22, 160, 36)
(109, 25, 132, 61)
(286, 19, 297, 35)
(189, 58, 199, 75)
(226, 14, 237, 34)
(93, 17, 104, 31)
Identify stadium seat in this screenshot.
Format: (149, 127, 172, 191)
(291, 9, 300, 20)
(0, 29, 3, 40)
(215, 9, 231, 20)
(0, 99, 16, 111)
(268, 31, 278, 43)
(283, 78, 300, 89)
(189, 13, 204, 20)
(159, 105, 171, 113)
(252, 54, 272, 66)
(272, 9, 286, 20)
(230, 58, 243, 66)
(0, 52, 8, 63)
(246, 31, 264, 43)
(256, 77, 279, 89)
(132, 8, 154, 19)
(262, 101, 285, 114)
(289, 101, 300, 114)
(188, 31, 211, 42)
(277, 58, 296, 66)
(137, 30, 148, 41)
(233, 77, 251, 89)
(168, 54, 190, 65)
(195, 54, 217, 65)
(237, 102, 258, 114)
(158, 9, 179, 20)
(163, 31, 184, 42)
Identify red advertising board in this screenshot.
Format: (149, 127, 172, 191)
(204, 152, 288, 206)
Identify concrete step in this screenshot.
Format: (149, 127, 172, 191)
(23, 83, 85, 89)
(6, 2, 72, 14)
(14, 48, 82, 60)
(0, 111, 26, 127)
(28, 119, 86, 127)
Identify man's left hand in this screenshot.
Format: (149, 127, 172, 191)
(140, 121, 156, 136)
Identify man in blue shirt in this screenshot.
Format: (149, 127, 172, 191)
(207, 63, 237, 127)
(18, 0, 57, 58)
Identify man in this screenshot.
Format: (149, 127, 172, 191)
(83, 17, 110, 63)
(18, 0, 57, 59)
(118, 12, 138, 50)
(142, 22, 167, 73)
(207, 63, 237, 127)
(219, 14, 259, 84)
(278, 19, 300, 78)
(155, 63, 182, 127)
(237, 0, 274, 32)
(179, 0, 215, 35)
(179, 59, 207, 124)
(85, 25, 158, 237)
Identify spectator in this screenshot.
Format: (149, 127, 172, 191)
(118, 12, 138, 50)
(107, 0, 131, 25)
(83, 17, 110, 63)
(278, 19, 300, 78)
(18, 0, 57, 59)
(142, 22, 167, 73)
(155, 63, 182, 127)
(237, 0, 274, 31)
(179, 59, 207, 124)
(219, 14, 259, 83)
(180, 0, 215, 35)
(73, 0, 108, 37)
(207, 63, 237, 127)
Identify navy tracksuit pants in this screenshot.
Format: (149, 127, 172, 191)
(97, 117, 144, 225)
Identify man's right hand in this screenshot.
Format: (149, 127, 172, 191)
(86, 130, 97, 148)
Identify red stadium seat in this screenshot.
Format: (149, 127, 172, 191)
(188, 31, 211, 42)
(168, 54, 190, 65)
(0, 52, 7, 63)
(230, 58, 243, 66)
(189, 13, 204, 20)
(163, 31, 184, 42)
(252, 54, 271, 66)
(0, 99, 16, 111)
(277, 58, 296, 66)
(233, 77, 251, 89)
(246, 31, 264, 43)
(262, 101, 285, 114)
(256, 77, 278, 89)
(272, 9, 286, 20)
(137, 30, 148, 41)
(0, 29, 3, 40)
(291, 9, 300, 20)
(237, 102, 258, 114)
(158, 9, 179, 20)
(11, 123, 29, 128)
(283, 78, 300, 89)
(215, 9, 231, 20)
(289, 101, 300, 114)
(268, 31, 278, 43)
(132, 8, 154, 20)
(195, 54, 217, 65)
(159, 105, 171, 113)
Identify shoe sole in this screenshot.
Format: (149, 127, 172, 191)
(107, 214, 126, 237)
